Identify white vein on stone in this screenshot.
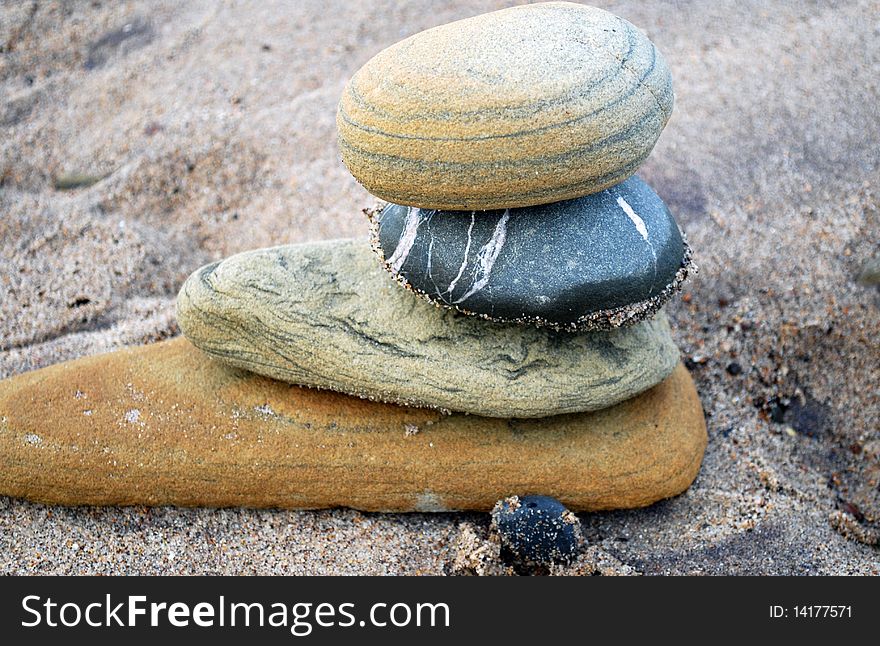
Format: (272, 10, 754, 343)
(424, 236, 448, 304)
(616, 195, 657, 286)
(444, 211, 476, 298)
(454, 209, 509, 304)
(387, 206, 421, 273)
(616, 196, 649, 241)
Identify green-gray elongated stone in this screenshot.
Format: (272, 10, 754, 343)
(177, 239, 680, 418)
(371, 176, 692, 331)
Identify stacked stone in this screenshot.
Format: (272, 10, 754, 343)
(342, 2, 693, 333)
(168, 3, 704, 511)
(336, 4, 696, 403)
(0, 3, 706, 512)
(166, 3, 706, 510)
(0, 4, 705, 514)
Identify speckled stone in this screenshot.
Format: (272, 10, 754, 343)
(176, 239, 680, 418)
(491, 495, 584, 568)
(0, 340, 707, 512)
(337, 2, 674, 210)
(371, 176, 692, 330)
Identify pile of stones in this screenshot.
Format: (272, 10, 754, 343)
(344, 2, 692, 333)
(176, 2, 705, 506)
(0, 3, 707, 513)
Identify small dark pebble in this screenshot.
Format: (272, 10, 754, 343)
(768, 398, 788, 424)
(784, 395, 829, 438)
(855, 257, 880, 287)
(490, 495, 583, 570)
(84, 19, 154, 71)
(684, 354, 708, 370)
(53, 172, 104, 190)
(726, 361, 743, 376)
(143, 121, 163, 136)
(839, 499, 865, 523)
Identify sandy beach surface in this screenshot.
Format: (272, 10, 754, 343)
(1, 0, 878, 574)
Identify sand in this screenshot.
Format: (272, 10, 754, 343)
(1, 0, 878, 574)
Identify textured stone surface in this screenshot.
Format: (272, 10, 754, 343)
(0, 339, 707, 512)
(337, 2, 674, 210)
(176, 239, 680, 417)
(371, 175, 692, 330)
(491, 495, 584, 568)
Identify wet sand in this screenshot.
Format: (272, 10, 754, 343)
(1, 0, 877, 574)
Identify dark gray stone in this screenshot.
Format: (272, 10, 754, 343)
(491, 495, 584, 570)
(370, 176, 692, 330)
(84, 18, 154, 70)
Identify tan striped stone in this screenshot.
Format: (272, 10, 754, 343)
(337, 2, 674, 210)
(0, 339, 706, 512)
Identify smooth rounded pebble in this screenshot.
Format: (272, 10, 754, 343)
(371, 175, 692, 330)
(176, 239, 680, 418)
(337, 2, 674, 210)
(491, 495, 584, 568)
(0, 339, 707, 512)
